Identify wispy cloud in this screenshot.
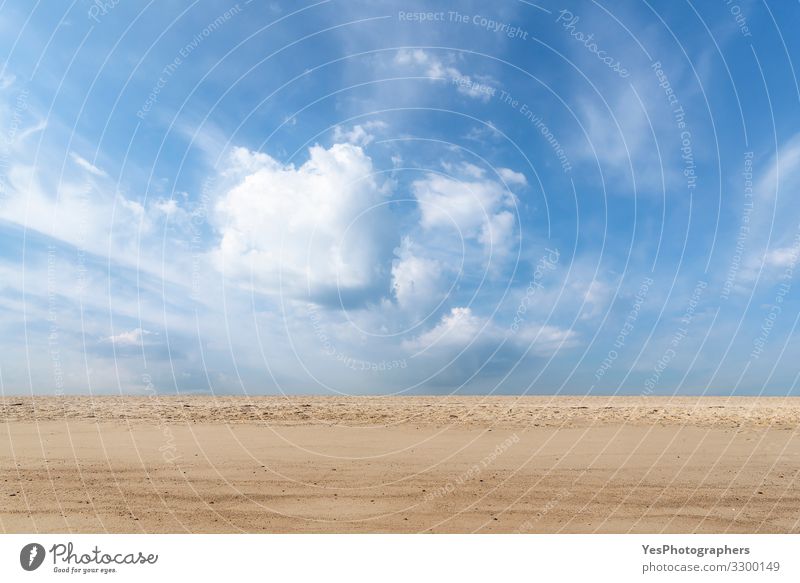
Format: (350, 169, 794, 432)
(394, 49, 496, 102)
(70, 152, 108, 178)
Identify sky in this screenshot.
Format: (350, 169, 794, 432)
(0, 0, 799, 396)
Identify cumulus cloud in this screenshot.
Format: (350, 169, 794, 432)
(213, 143, 395, 305)
(212, 141, 529, 321)
(411, 165, 519, 260)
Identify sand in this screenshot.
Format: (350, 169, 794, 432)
(1, 396, 799, 533)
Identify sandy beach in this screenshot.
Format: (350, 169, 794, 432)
(1, 396, 799, 533)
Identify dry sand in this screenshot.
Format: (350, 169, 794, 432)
(1, 396, 799, 533)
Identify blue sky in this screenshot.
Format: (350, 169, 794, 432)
(0, 0, 799, 396)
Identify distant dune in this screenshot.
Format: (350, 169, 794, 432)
(2, 396, 799, 533)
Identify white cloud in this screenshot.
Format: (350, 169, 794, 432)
(457, 162, 486, 179)
(391, 237, 446, 313)
(154, 199, 179, 216)
(332, 121, 387, 146)
(16, 118, 47, 143)
(572, 78, 678, 194)
(393, 49, 496, 102)
(0, 72, 15, 90)
(513, 323, 580, 356)
(0, 165, 103, 249)
(413, 175, 503, 233)
(333, 124, 372, 146)
(577, 279, 612, 320)
(70, 152, 108, 177)
(578, 96, 643, 169)
(732, 134, 800, 290)
(213, 143, 394, 301)
(117, 194, 144, 217)
(0, 153, 204, 300)
(755, 134, 800, 201)
(497, 167, 527, 186)
(106, 328, 154, 347)
(411, 168, 518, 259)
(405, 306, 576, 357)
(765, 245, 800, 269)
(407, 307, 483, 349)
(465, 122, 500, 142)
(478, 210, 516, 262)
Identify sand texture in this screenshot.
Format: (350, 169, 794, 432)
(3, 395, 800, 428)
(1, 396, 799, 533)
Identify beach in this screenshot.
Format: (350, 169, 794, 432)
(1, 396, 799, 533)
